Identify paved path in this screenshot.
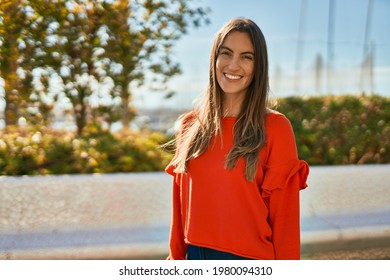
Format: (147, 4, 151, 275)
(0, 165, 389, 259)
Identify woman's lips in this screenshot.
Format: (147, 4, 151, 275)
(224, 73, 242, 80)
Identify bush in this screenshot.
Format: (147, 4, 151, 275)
(277, 94, 390, 165)
(0, 125, 173, 176)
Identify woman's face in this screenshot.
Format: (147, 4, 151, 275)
(216, 31, 255, 99)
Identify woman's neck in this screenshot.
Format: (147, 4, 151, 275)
(222, 93, 245, 117)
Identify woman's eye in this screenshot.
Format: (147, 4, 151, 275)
(243, 55, 254, 61)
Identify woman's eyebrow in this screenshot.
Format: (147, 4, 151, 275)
(220, 46, 254, 56)
(220, 46, 232, 52)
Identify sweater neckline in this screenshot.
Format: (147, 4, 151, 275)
(222, 116, 237, 121)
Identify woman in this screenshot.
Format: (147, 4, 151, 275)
(165, 18, 309, 260)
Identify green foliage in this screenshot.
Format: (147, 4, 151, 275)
(276, 94, 390, 165)
(0, 0, 210, 133)
(0, 0, 65, 125)
(0, 94, 388, 176)
(0, 126, 172, 176)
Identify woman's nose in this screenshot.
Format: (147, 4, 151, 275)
(227, 56, 241, 70)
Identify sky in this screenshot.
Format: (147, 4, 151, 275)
(134, 0, 390, 109)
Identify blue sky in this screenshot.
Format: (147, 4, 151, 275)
(135, 0, 390, 109)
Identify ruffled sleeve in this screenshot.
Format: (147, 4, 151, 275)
(260, 113, 309, 197)
(260, 112, 310, 259)
(261, 159, 309, 198)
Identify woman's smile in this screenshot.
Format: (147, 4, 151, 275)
(224, 72, 243, 80)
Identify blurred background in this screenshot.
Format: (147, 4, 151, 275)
(0, 0, 389, 260)
(136, 0, 390, 109)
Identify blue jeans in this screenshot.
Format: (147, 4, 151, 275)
(187, 244, 253, 260)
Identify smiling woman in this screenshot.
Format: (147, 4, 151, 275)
(164, 18, 309, 260)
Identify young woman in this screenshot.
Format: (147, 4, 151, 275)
(165, 18, 309, 260)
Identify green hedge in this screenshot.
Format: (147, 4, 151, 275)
(0, 125, 173, 176)
(0, 94, 388, 176)
(277, 94, 389, 165)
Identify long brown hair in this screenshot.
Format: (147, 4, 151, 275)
(170, 18, 270, 181)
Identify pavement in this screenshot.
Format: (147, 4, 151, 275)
(0, 165, 389, 260)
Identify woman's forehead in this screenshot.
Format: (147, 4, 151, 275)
(220, 31, 254, 53)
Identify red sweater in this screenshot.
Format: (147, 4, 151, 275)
(166, 111, 309, 260)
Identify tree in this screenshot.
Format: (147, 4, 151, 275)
(1, 0, 210, 133)
(0, 0, 28, 126)
(0, 0, 66, 127)
(43, 0, 209, 134)
(101, 0, 209, 130)
(53, 0, 108, 135)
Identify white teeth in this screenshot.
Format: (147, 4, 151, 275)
(225, 73, 241, 80)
